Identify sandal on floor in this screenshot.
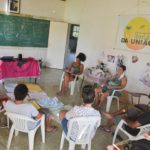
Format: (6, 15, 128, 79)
(99, 125, 111, 133)
(46, 126, 57, 132)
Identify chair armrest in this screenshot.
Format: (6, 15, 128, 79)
(111, 88, 124, 97)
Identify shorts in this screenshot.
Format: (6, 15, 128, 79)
(61, 118, 68, 135)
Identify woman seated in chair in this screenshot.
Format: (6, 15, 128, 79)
(59, 85, 101, 140)
(57, 52, 86, 96)
(94, 64, 127, 108)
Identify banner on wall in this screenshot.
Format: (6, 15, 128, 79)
(116, 15, 150, 54)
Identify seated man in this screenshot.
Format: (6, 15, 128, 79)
(59, 85, 101, 140)
(94, 64, 127, 108)
(100, 103, 150, 135)
(5, 84, 56, 132)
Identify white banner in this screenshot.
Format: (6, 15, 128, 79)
(116, 15, 150, 54)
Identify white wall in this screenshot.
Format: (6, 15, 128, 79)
(46, 21, 68, 69)
(0, 0, 65, 62)
(0, 0, 150, 94)
(64, 0, 150, 94)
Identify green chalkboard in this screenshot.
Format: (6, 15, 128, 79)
(0, 14, 50, 47)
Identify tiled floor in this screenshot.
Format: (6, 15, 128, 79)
(0, 68, 126, 150)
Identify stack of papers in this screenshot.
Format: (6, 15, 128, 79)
(28, 91, 49, 100)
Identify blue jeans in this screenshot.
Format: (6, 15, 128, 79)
(61, 118, 68, 135)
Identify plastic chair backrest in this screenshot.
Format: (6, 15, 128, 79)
(112, 119, 150, 145)
(5, 112, 39, 132)
(67, 116, 100, 144)
(110, 88, 125, 97)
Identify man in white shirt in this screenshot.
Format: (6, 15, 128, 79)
(59, 85, 101, 141)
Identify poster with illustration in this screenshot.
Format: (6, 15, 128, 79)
(132, 56, 139, 63)
(140, 62, 150, 87)
(107, 55, 115, 63)
(116, 15, 150, 54)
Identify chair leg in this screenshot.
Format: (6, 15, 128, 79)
(59, 72, 65, 91)
(81, 144, 86, 149)
(7, 116, 9, 128)
(106, 96, 113, 112)
(68, 142, 75, 150)
(112, 127, 120, 144)
(41, 115, 45, 143)
(70, 82, 75, 95)
(7, 125, 15, 150)
(28, 131, 35, 150)
(88, 142, 91, 150)
(60, 132, 65, 150)
(116, 97, 119, 110)
(15, 130, 19, 136)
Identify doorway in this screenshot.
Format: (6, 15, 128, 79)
(63, 24, 80, 68)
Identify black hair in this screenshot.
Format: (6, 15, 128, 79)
(119, 64, 126, 71)
(82, 85, 95, 104)
(76, 53, 86, 62)
(14, 84, 28, 100)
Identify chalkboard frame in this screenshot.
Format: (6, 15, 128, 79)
(0, 13, 50, 47)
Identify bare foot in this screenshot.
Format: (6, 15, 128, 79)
(102, 112, 113, 119)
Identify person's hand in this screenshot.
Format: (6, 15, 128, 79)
(144, 134, 150, 140)
(108, 85, 112, 89)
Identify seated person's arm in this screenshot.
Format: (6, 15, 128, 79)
(109, 77, 127, 89)
(77, 64, 84, 75)
(124, 110, 150, 129)
(126, 119, 141, 129)
(65, 63, 73, 73)
(31, 105, 43, 120)
(35, 113, 43, 120)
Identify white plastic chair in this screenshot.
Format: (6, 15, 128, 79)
(5, 112, 45, 150)
(112, 119, 150, 145)
(60, 116, 101, 150)
(59, 71, 80, 95)
(2, 101, 10, 128)
(106, 88, 124, 112)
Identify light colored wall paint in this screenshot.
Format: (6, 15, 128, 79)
(46, 21, 68, 69)
(0, 0, 150, 95)
(0, 0, 65, 62)
(65, 0, 150, 94)
(20, 0, 65, 20)
(64, 0, 85, 24)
